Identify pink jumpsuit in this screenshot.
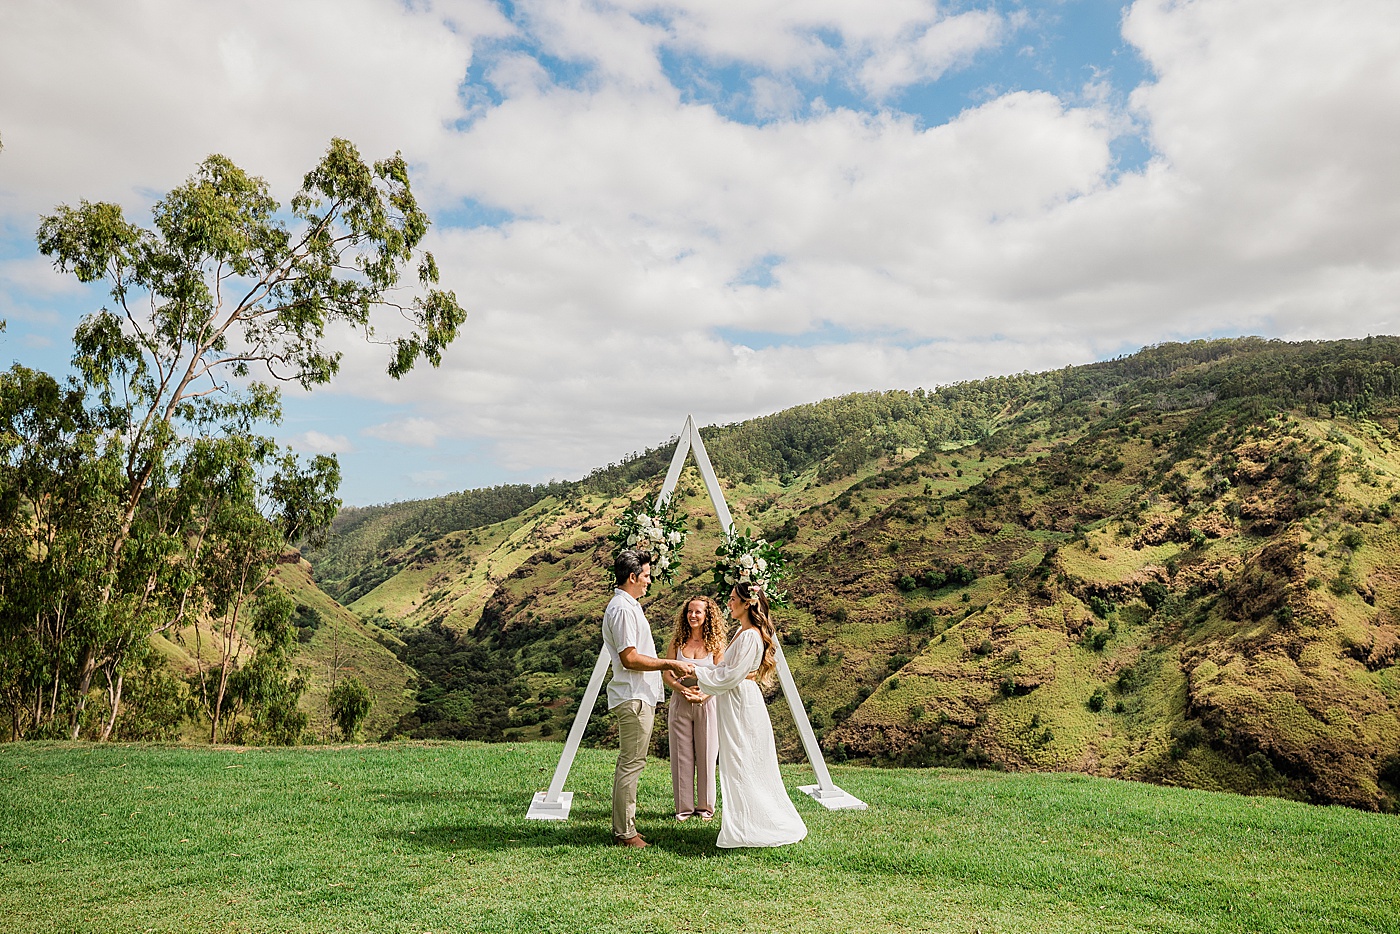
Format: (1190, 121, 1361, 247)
(669, 652, 719, 819)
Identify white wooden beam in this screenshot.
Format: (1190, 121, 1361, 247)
(528, 414, 865, 817)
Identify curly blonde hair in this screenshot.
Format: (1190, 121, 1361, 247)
(669, 595, 728, 659)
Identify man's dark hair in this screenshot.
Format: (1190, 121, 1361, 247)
(614, 549, 653, 587)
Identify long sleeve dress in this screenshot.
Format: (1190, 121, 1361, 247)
(693, 628, 807, 848)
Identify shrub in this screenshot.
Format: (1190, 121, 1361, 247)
(909, 704, 925, 720)
(895, 574, 918, 592)
(887, 653, 911, 672)
(1116, 666, 1144, 693)
(1140, 581, 1168, 611)
(1000, 676, 1016, 697)
(1169, 719, 1207, 759)
(115, 655, 196, 741)
(918, 569, 947, 590)
(973, 639, 994, 657)
(908, 607, 938, 631)
(1087, 688, 1107, 712)
(1087, 595, 1115, 619)
(328, 677, 373, 741)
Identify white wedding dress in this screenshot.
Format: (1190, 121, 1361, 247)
(694, 628, 807, 848)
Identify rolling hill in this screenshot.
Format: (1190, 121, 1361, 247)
(304, 336, 1400, 811)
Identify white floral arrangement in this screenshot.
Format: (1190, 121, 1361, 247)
(712, 528, 789, 608)
(608, 497, 688, 584)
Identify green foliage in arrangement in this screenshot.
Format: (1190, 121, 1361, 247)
(712, 528, 789, 607)
(606, 497, 688, 584)
(0, 139, 461, 745)
(2, 743, 1398, 934)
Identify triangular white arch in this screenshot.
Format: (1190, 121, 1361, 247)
(527, 415, 866, 819)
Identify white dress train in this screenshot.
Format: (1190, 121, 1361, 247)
(694, 628, 807, 848)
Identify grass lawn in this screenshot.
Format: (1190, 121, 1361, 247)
(1, 742, 1396, 934)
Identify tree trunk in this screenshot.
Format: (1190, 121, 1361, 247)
(211, 657, 230, 744)
(68, 646, 97, 740)
(50, 659, 59, 717)
(99, 668, 124, 742)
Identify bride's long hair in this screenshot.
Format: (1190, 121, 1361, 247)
(733, 581, 777, 686)
(669, 595, 727, 659)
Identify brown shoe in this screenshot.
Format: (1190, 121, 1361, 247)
(613, 834, 648, 848)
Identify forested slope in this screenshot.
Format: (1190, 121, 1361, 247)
(305, 336, 1400, 810)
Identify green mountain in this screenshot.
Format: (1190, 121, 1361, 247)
(305, 336, 1400, 811)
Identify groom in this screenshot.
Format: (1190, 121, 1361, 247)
(602, 549, 694, 848)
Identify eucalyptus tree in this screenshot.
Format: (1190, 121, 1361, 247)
(27, 138, 464, 738)
(183, 436, 340, 743)
(0, 366, 121, 738)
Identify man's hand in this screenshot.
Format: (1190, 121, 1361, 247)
(668, 658, 695, 677)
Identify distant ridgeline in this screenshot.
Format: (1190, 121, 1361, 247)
(306, 336, 1400, 811)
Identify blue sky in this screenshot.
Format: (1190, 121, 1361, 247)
(2, 0, 1398, 504)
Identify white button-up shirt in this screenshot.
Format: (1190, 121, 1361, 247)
(601, 588, 663, 709)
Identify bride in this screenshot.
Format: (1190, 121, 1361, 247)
(688, 580, 807, 848)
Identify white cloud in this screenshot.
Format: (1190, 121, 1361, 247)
(0, 255, 85, 296)
(613, 0, 1004, 86)
(409, 469, 450, 487)
(0, 0, 510, 215)
(4, 0, 1400, 496)
(857, 10, 1005, 97)
(364, 417, 449, 448)
(290, 431, 356, 455)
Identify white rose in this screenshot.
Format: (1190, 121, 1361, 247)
(626, 533, 638, 546)
(648, 527, 663, 541)
(756, 558, 767, 573)
(637, 514, 650, 526)
(724, 572, 735, 584)
(739, 554, 754, 569)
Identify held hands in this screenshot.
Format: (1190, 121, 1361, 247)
(682, 687, 709, 704)
(668, 658, 696, 677)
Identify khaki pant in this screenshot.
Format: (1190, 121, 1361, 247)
(668, 694, 717, 818)
(611, 699, 655, 840)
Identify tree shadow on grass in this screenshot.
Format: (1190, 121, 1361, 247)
(383, 816, 722, 857)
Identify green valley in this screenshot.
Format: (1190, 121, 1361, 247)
(301, 336, 1400, 812)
